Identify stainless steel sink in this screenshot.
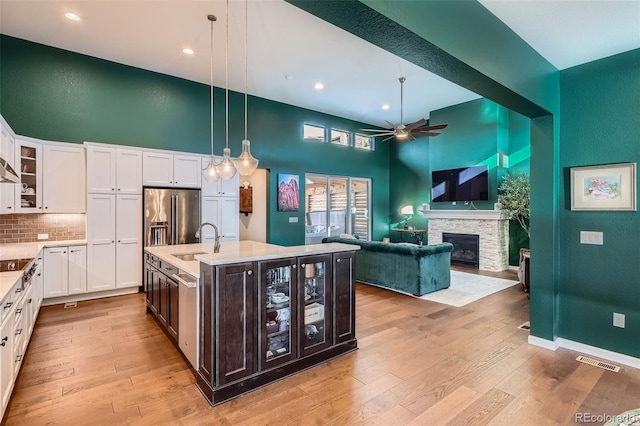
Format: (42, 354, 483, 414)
(171, 251, 207, 261)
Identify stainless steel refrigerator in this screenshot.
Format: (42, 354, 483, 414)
(143, 188, 201, 247)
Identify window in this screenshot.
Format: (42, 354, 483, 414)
(304, 174, 371, 244)
(303, 124, 326, 142)
(330, 129, 350, 146)
(354, 134, 374, 151)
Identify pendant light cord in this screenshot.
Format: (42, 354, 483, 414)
(225, 0, 229, 150)
(209, 16, 215, 157)
(244, 0, 248, 140)
(400, 77, 404, 125)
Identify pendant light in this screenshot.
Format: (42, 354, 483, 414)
(203, 14, 220, 183)
(216, 0, 237, 180)
(233, 0, 259, 177)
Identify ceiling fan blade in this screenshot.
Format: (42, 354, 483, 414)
(405, 118, 427, 131)
(407, 133, 416, 142)
(384, 120, 398, 129)
(415, 123, 448, 131)
(365, 132, 396, 137)
(360, 128, 389, 132)
(413, 131, 442, 136)
(382, 135, 396, 142)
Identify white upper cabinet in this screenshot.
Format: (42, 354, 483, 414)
(0, 119, 16, 213)
(87, 146, 142, 194)
(142, 152, 173, 187)
(143, 151, 201, 188)
(42, 144, 86, 213)
(173, 154, 201, 188)
(14, 140, 42, 214)
(116, 149, 142, 194)
(86, 146, 116, 193)
(201, 196, 239, 242)
(201, 155, 238, 197)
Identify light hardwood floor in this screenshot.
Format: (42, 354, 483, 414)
(5, 271, 639, 425)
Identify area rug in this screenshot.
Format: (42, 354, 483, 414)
(604, 408, 640, 426)
(418, 270, 519, 307)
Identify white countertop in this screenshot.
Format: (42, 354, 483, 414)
(0, 240, 87, 261)
(144, 240, 360, 276)
(0, 240, 88, 299)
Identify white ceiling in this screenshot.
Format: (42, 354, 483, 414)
(1, 1, 639, 128)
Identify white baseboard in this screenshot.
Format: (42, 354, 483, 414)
(528, 335, 640, 369)
(42, 287, 139, 307)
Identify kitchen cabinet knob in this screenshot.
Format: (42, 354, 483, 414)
(38, 207, 42, 209)
(118, 240, 121, 243)
(112, 241, 115, 243)
(112, 188, 115, 191)
(7, 206, 11, 209)
(28, 299, 32, 304)
(247, 270, 253, 276)
(301, 264, 306, 267)
(337, 259, 341, 263)
(45, 206, 48, 209)
(37, 273, 41, 276)
(63, 251, 66, 254)
(292, 265, 296, 269)
(118, 188, 121, 191)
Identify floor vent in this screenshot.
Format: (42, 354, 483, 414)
(576, 355, 620, 372)
(517, 321, 530, 330)
(64, 302, 77, 309)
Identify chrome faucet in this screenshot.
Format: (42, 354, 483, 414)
(195, 222, 221, 253)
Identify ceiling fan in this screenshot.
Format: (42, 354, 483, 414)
(361, 77, 448, 142)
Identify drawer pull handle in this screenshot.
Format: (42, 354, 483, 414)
(15, 288, 22, 293)
(4, 302, 13, 310)
(15, 329, 22, 336)
(16, 308, 22, 314)
(1, 336, 7, 347)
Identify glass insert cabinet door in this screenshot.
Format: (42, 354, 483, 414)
(259, 258, 298, 369)
(299, 254, 332, 357)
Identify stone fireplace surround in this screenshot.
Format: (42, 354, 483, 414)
(422, 209, 509, 272)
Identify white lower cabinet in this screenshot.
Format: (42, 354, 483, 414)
(0, 313, 14, 412)
(43, 246, 87, 298)
(201, 196, 239, 242)
(87, 193, 141, 292)
(115, 194, 142, 289)
(0, 267, 43, 419)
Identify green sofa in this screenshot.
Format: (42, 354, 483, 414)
(322, 237, 453, 296)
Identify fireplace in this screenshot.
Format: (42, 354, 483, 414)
(443, 232, 480, 269)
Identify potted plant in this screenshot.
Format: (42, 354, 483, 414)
(497, 172, 530, 293)
(497, 171, 530, 237)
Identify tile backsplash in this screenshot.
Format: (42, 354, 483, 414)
(0, 214, 86, 245)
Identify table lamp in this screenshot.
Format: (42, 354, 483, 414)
(400, 205, 414, 229)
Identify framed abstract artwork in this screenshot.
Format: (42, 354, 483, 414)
(570, 162, 636, 211)
(277, 174, 300, 212)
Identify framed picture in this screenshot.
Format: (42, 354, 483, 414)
(570, 162, 636, 211)
(277, 174, 300, 212)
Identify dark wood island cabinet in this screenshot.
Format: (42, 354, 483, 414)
(197, 250, 357, 406)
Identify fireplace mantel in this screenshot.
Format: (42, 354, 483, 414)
(420, 209, 506, 221)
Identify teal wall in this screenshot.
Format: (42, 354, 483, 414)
(290, 0, 560, 342)
(559, 49, 640, 357)
(388, 98, 530, 264)
(0, 35, 390, 246)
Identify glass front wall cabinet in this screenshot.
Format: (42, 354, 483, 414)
(298, 254, 332, 357)
(259, 258, 298, 370)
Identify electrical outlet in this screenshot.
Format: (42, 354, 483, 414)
(37, 233, 49, 240)
(288, 217, 298, 223)
(613, 312, 625, 328)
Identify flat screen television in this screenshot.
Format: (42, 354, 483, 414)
(431, 165, 489, 202)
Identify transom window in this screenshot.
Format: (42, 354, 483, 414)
(354, 134, 374, 151)
(303, 124, 326, 142)
(330, 129, 350, 146)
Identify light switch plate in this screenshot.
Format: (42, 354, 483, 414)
(37, 233, 49, 240)
(580, 231, 603, 245)
(613, 312, 625, 328)
(289, 217, 298, 223)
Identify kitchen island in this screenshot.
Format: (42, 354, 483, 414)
(144, 240, 359, 406)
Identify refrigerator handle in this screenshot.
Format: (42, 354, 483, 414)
(171, 194, 177, 245)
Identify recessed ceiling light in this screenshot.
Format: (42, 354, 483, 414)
(381, 104, 390, 110)
(314, 82, 324, 90)
(182, 48, 194, 55)
(65, 12, 80, 21)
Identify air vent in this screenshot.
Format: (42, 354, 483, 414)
(517, 321, 530, 330)
(576, 355, 620, 372)
(64, 302, 77, 309)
